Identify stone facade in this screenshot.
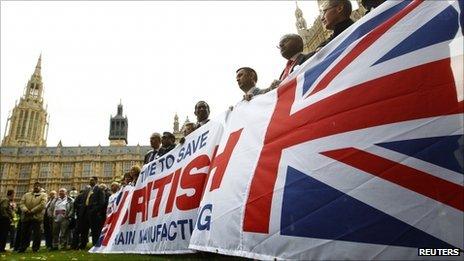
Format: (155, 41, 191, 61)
(0, 145, 149, 201)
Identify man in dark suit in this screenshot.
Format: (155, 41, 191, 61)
(0, 190, 14, 252)
(143, 132, 161, 164)
(79, 177, 105, 248)
(43, 190, 56, 250)
(71, 188, 86, 250)
(194, 101, 210, 128)
(158, 132, 176, 157)
(278, 34, 310, 81)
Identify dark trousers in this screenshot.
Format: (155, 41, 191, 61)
(79, 213, 103, 248)
(9, 225, 15, 249)
(78, 216, 89, 249)
(43, 215, 53, 248)
(0, 217, 10, 251)
(14, 221, 22, 250)
(71, 222, 81, 249)
(19, 220, 41, 252)
(90, 214, 104, 246)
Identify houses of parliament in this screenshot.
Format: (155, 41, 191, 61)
(0, 1, 366, 201)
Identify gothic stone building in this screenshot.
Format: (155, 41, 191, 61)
(0, 56, 150, 201)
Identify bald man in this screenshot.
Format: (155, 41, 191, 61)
(278, 33, 311, 81)
(144, 132, 161, 164)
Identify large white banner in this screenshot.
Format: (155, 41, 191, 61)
(91, 116, 226, 253)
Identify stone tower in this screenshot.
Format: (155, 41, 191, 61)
(109, 101, 128, 146)
(173, 113, 180, 133)
(2, 55, 49, 147)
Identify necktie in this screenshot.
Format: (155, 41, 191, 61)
(150, 150, 157, 162)
(85, 189, 93, 206)
(280, 59, 295, 80)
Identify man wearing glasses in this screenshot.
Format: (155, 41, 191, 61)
(317, 0, 354, 50)
(277, 34, 310, 81)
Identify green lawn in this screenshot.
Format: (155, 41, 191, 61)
(0, 248, 239, 261)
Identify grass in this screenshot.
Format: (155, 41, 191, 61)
(0, 248, 239, 261)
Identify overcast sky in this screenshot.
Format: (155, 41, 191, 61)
(1, 1, 358, 147)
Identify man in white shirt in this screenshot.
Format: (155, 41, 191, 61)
(50, 188, 74, 250)
(106, 182, 120, 218)
(236, 67, 276, 101)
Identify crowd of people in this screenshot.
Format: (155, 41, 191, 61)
(0, 0, 385, 253)
(0, 173, 138, 253)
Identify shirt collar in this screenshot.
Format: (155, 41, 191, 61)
(289, 52, 301, 62)
(333, 19, 354, 38)
(246, 86, 258, 95)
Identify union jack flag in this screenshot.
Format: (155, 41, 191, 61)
(95, 188, 129, 248)
(242, 0, 463, 258)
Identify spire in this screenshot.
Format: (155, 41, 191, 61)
(23, 54, 44, 100)
(295, 0, 308, 31)
(34, 53, 42, 76)
(117, 101, 123, 116)
(173, 113, 180, 132)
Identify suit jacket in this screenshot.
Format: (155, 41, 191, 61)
(84, 185, 106, 216)
(19, 191, 47, 221)
(249, 87, 272, 96)
(158, 144, 176, 157)
(242, 86, 274, 101)
(196, 119, 210, 129)
(0, 198, 13, 221)
(279, 53, 311, 80)
(144, 149, 159, 164)
(300, 19, 355, 66)
(315, 19, 354, 51)
(73, 192, 86, 219)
